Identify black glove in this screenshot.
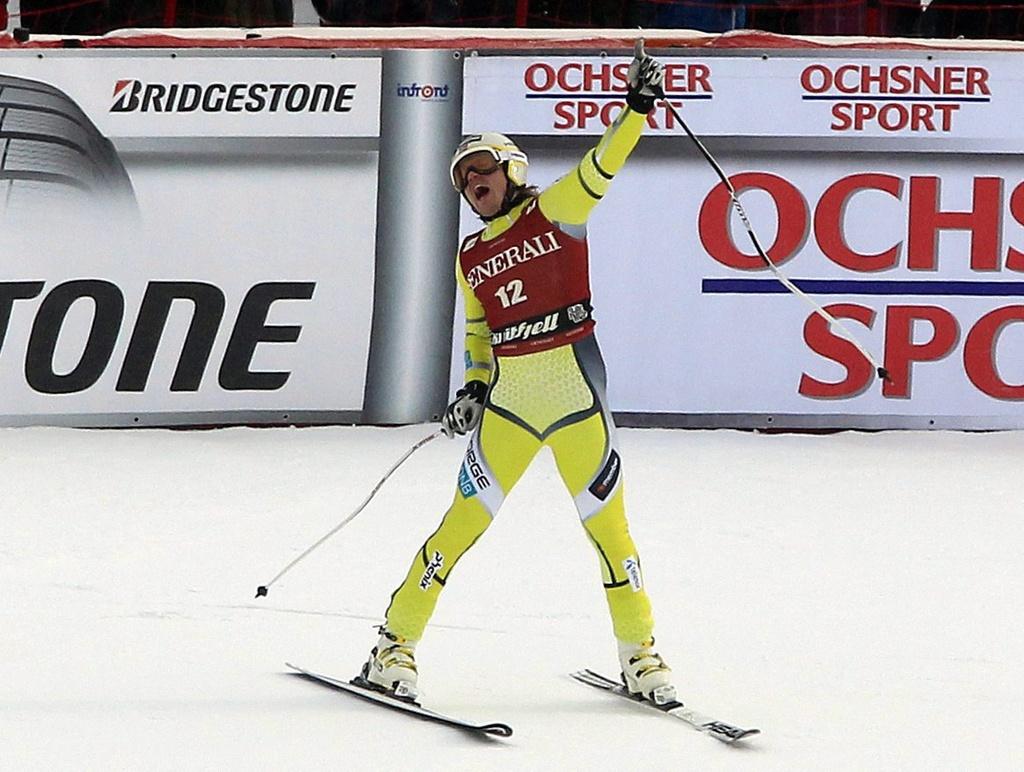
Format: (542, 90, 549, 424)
(626, 42, 665, 114)
(441, 379, 488, 438)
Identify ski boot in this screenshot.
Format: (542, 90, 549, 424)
(618, 637, 676, 705)
(359, 627, 420, 703)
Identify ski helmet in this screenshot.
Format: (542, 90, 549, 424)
(449, 133, 529, 191)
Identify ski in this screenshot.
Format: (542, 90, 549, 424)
(285, 663, 513, 739)
(570, 669, 759, 744)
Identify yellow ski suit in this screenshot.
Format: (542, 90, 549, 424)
(384, 107, 656, 645)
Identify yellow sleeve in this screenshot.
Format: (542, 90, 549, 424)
(537, 107, 648, 226)
(456, 251, 493, 385)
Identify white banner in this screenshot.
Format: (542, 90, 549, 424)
(0, 222, 375, 417)
(0, 52, 378, 421)
(465, 54, 1021, 144)
(519, 151, 1024, 419)
(0, 53, 381, 137)
(458, 50, 1024, 424)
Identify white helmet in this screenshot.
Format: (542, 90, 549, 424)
(449, 132, 529, 191)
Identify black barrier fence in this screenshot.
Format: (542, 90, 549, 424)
(6, 1, 1024, 41)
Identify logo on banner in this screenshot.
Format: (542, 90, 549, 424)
(521, 60, 713, 130)
(111, 79, 358, 113)
(698, 170, 1024, 402)
(799, 63, 992, 133)
(0, 279, 314, 395)
(396, 82, 450, 101)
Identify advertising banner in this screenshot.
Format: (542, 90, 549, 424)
(0, 51, 381, 424)
(459, 150, 1024, 425)
(0, 54, 381, 137)
(464, 53, 1023, 151)
(461, 53, 1024, 426)
(5, 43, 1024, 428)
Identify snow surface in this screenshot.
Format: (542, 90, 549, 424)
(3, 425, 1022, 770)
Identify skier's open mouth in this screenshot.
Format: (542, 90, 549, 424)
(473, 184, 491, 201)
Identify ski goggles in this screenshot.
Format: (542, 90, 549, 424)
(451, 155, 502, 192)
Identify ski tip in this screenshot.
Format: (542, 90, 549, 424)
(704, 723, 761, 744)
(481, 723, 514, 738)
(727, 728, 761, 744)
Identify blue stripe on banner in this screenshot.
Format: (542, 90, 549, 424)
(702, 279, 1024, 297)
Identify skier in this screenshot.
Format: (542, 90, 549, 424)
(361, 45, 674, 706)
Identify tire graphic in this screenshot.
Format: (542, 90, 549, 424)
(0, 74, 136, 218)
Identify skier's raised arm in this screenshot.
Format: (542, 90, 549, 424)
(538, 50, 666, 228)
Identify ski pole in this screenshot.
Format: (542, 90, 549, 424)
(636, 39, 889, 382)
(255, 428, 444, 598)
